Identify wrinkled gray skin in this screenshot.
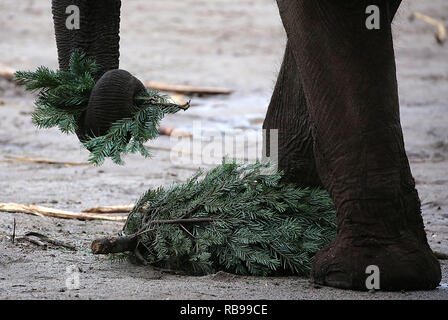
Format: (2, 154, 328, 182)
(79, 69, 146, 141)
(52, 0, 121, 80)
(51, 0, 441, 290)
(266, 0, 440, 291)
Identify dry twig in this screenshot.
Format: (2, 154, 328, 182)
(0, 64, 15, 81)
(0, 203, 126, 222)
(410, 12, 447, 45)
(2, 155, 90, 166)
(12, 218, 16, 244)
(146, 80, 233, 95)
(24, 232, 76, 251)
(158, 126, 192, 138)
(169, 94, 188, 106)
(82, 205, 133, 214)
(20, 236, 47, 248)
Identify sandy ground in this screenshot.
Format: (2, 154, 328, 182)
(0, 0, 447, 300)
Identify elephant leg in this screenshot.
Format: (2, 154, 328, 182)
(263, 0, 401, 188)
(52, 0, 121, 80)
(276, 0, 441, 290)
(263, 41, 322, 187)
(390, 0, 402, 18)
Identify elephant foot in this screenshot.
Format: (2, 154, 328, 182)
(311, 222, 441, 291)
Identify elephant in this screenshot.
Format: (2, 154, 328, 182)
(50, 0, 441, 290)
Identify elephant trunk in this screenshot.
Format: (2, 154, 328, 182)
(52, 0, 121, 80)
(51, 0, 149, 142)
(79, 69, 146, 141)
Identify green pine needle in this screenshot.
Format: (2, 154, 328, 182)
(14, 50, 96, 135)
(123, 160, 337, 276)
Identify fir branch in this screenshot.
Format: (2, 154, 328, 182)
(15, 51, 190, 165)
(96, 161, 337, 276)
(14, 50, 96, 133)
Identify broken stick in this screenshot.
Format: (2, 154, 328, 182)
(169, 93, 188, 106)
(12, 218, 16, 244)
(2, 155, 90, 166)
(0, 64, 15, 81)
(0, 203, 127, 222)
(146, 81, 233, 95)
(410, 12, 447, 45)
(158, 126, 192, 138)
(19, 236, 47, 248)
(82, 205, 133, 214)
(2, 66, 231, 96)
(25, 232, 76, 251)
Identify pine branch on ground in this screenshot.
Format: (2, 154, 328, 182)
(93, 161, 337, 276)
